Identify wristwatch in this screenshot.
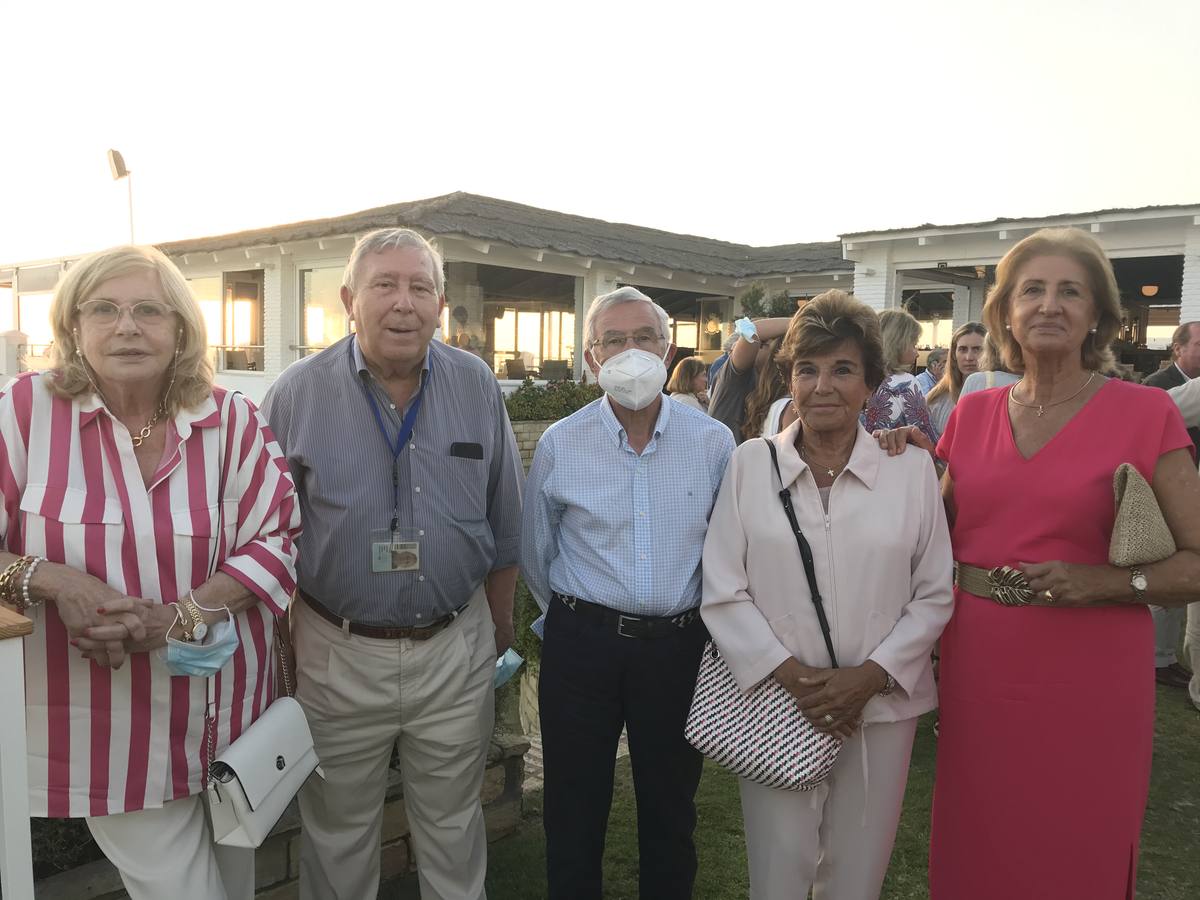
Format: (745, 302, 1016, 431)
(1129, 567, 1148, 604)
(879, 671, 897, 696)
(179, 593, 209, 642)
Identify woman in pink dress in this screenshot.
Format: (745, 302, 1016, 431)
(882, 228, 1200, 899)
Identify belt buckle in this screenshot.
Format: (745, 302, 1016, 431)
(987, 565, 1034, 607)
(616, 614, 639, 638)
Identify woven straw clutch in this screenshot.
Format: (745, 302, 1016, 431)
(1109, 463, 1175, 567)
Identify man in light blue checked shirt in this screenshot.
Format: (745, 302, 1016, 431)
(521, 286, 734, 900)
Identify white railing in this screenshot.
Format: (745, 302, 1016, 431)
(0, 606, 33, 898)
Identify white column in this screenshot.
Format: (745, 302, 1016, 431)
(573, 269, 619, 380)
(951, 286, 970, 329)
(968, 279, 987, 323)
(1180, 225, 1200, 324)
(261, 262, 286, 377)
(852, 248, 901, 311)
(0, 609, 33, 900)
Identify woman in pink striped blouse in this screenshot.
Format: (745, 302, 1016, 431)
(0, 245, 301, 900)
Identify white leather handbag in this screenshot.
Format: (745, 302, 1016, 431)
(206, 693, 322, 848)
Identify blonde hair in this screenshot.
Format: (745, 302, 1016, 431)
(47, 245, 213, 414)
(667, 356, 707, 394)
(927, 321, 986, 406)
(983, 228, 1121, 374)
(878, 308, 922, 375)
(778, 289, 886, 392)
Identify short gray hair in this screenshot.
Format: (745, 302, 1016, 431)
(583, 286, 670, 347)
(343, 228, 445, 295)
(722, 332, 739, 352)
(926, 347, 948, 365)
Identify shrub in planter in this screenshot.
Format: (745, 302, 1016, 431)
(505, 379, 602, 423)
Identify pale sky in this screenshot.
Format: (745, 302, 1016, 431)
(2, 0, 1198, 264)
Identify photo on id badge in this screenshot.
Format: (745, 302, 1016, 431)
(371, 528, 421, 573)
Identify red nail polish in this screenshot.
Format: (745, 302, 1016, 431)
(69, 639, 79, 646)
(96, 607, 106, 615)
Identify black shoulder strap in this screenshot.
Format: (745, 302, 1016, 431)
(763, 438, 839, 668)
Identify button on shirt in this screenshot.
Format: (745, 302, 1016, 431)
(521, 395, 734, 635)
(263, 335, 523, 626)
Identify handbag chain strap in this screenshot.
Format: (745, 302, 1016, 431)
(763, 438, 839, 669)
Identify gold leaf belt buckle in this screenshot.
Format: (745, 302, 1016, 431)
(987, 565, 1034, 607)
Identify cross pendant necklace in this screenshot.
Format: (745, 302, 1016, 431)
(799, 443, 844, 479)
(1010, 371, 1097, 418)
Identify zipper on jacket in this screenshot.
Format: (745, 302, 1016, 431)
(823, 505, 838, 663)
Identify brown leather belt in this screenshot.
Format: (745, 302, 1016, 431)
(300, 589, 468, 640)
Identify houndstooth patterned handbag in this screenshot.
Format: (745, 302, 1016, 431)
(685, 642, 842, 790)
(685, 438, 843, 790)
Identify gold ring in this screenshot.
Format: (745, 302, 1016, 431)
(1044, 589, 1055, 603)
(823, 714, 834, 725)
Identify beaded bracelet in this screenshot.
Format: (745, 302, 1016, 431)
(20, 556, 46, 612)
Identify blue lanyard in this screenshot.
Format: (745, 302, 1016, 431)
(355, 346, 431, 532)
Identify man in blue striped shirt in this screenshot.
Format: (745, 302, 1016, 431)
(522, 287, 734, 900)
(264, 228, 522, 900)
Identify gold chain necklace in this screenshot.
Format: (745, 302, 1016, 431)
(130, 406, 164, 447)
(799, 443, 848, 479)
(1009, 371, 1097, 418)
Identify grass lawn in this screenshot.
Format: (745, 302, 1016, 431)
(472, 684, 1199, 899)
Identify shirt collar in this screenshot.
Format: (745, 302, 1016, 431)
(772, 419, 880, 491)
(1175, 362, 1193, 382)
(598, 394, 673, 447)
(77, 389, 219, 439)
(352, 335, 433, 383)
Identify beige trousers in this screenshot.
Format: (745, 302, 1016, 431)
(739, 717, 918, 900)
(1186, 601, 1200, 711)
(85, 795, 254, 900)
(294, 587, 496, 900)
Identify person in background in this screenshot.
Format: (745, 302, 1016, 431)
(668, 356, 710, 412)
(703, 288, 952, 899)
(862, 308, 938, 445)
(708, 332, 739, 384)
(958, 332, 1020, 397)
(1167, 375, 1200, 712)
(0, 245, 301, 900)
(925, 323, 987, 438)
(741, 337, 796, 440)
(709, 316, 795, 442)
(1142, 322, 1200, 689)
(522, 286, 734, 900)
(915, 347, 947, 395)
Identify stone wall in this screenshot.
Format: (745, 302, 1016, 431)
(34, 734, 530, 900)
(511, 420, 554, 471)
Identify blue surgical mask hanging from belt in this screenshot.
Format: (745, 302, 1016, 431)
(354, 341, 432, 533)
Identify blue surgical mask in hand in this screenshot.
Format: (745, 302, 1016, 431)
(494, 648, 524, 688)
(164, 612, 240, 678)
(733, 317, 759, 343)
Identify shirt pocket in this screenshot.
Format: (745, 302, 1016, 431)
(443, 455, 488, 522)
(170, 499, 240, 567)
(19, 484, 122, 568)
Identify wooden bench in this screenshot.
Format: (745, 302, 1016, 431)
(0, 606, 33, 899)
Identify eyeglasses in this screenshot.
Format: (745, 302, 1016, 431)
(592, 330, 665, 353)
(78, 299, 175, 326)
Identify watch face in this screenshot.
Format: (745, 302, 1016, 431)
(193, 621, 209, 642)
(1132, 574, 1148, 591)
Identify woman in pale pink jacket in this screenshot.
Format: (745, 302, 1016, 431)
(701, 289, 953, 900)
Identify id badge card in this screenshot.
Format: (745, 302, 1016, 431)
(370, 528, 420, 573)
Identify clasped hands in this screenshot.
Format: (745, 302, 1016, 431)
(772, 657, 890, 741)
(50, 567, 179, 670)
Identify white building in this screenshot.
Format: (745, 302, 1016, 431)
(1, 195, 1197, 403)
(0, 193, 850, 404)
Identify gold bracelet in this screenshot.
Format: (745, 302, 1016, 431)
(0, 556, 33, 608)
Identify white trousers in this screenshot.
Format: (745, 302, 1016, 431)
(294, 588, 496, 900)
(739, 717, 919, 900)
(1151, 604, 1185, 667)
(85, 795, 253, 900)
(1185, 601, 1200, 711)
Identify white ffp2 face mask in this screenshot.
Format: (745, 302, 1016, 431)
(598, 347, 669, 411)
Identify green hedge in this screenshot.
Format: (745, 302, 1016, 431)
(513, 578, 542, 668)
(504, 378, 602, 423)
(31, 817, 101, 878)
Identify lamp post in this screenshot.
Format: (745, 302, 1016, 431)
(107, 149, 134, 243)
